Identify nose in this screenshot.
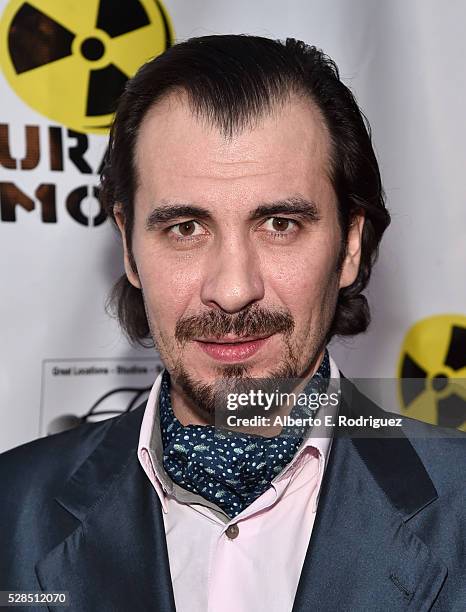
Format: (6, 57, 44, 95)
(200, 235, 265, 313)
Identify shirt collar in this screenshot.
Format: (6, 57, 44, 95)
(138, 354, 340, 514)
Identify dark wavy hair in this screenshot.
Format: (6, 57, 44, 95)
(100, 34, 391, 346)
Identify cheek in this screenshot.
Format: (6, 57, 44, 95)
(133, 239, 204, 329)
(264, 235, 341, 322)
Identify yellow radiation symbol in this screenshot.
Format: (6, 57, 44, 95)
(0, 0, 174, 134)
(397, 314, 466, 431)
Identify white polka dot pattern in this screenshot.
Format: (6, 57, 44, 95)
(160, 351, 330, 517)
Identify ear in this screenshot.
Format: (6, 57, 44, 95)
(114, 205, 141, 289)
(338, 210, 365, 289)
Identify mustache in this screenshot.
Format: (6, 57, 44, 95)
(174, 305, 295, 344)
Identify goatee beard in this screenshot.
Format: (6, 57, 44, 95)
(172, 340, 304, 424)
(152, 302, 309, 423)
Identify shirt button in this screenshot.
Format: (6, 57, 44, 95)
(225, 523, 239, 540)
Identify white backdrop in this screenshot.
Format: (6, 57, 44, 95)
(1, 0, 465, 452)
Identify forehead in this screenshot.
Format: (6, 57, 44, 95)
(134, 92, 333, 208)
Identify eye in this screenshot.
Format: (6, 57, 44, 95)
(168, 220, 206, 239)
(261, 217, 298, 234)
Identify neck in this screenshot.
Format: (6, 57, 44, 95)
(170, 382, 211, 426)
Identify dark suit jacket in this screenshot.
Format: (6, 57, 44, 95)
(1, 377, 465, 612)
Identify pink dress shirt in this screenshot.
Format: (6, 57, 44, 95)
(138, 356, 340, 612)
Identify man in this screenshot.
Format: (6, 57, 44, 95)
(1, 35, 465, 612)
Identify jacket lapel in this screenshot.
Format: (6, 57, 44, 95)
(293, 378, 447, 612)
(35, 408, 176, 612)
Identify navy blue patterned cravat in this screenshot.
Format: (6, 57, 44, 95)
(160, 351, 330, 517)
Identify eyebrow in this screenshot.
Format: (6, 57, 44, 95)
(145, 204, 212, 230)
(144, 196, 320, 230)
(248, 197, 320, 222)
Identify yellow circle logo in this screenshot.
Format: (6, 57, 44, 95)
(0, 0, 174, 134)
(398, 314, 466, 431)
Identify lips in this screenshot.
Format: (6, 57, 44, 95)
(195, 335, 271, 362)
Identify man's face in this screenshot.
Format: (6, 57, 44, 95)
(116, 93, 363, 422)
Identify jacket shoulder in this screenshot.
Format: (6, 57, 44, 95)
(0, 407, 145, 591)
(0, 407, 144, 501)
(401, 415, 466, 496)
(344, 374, 466, 499)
